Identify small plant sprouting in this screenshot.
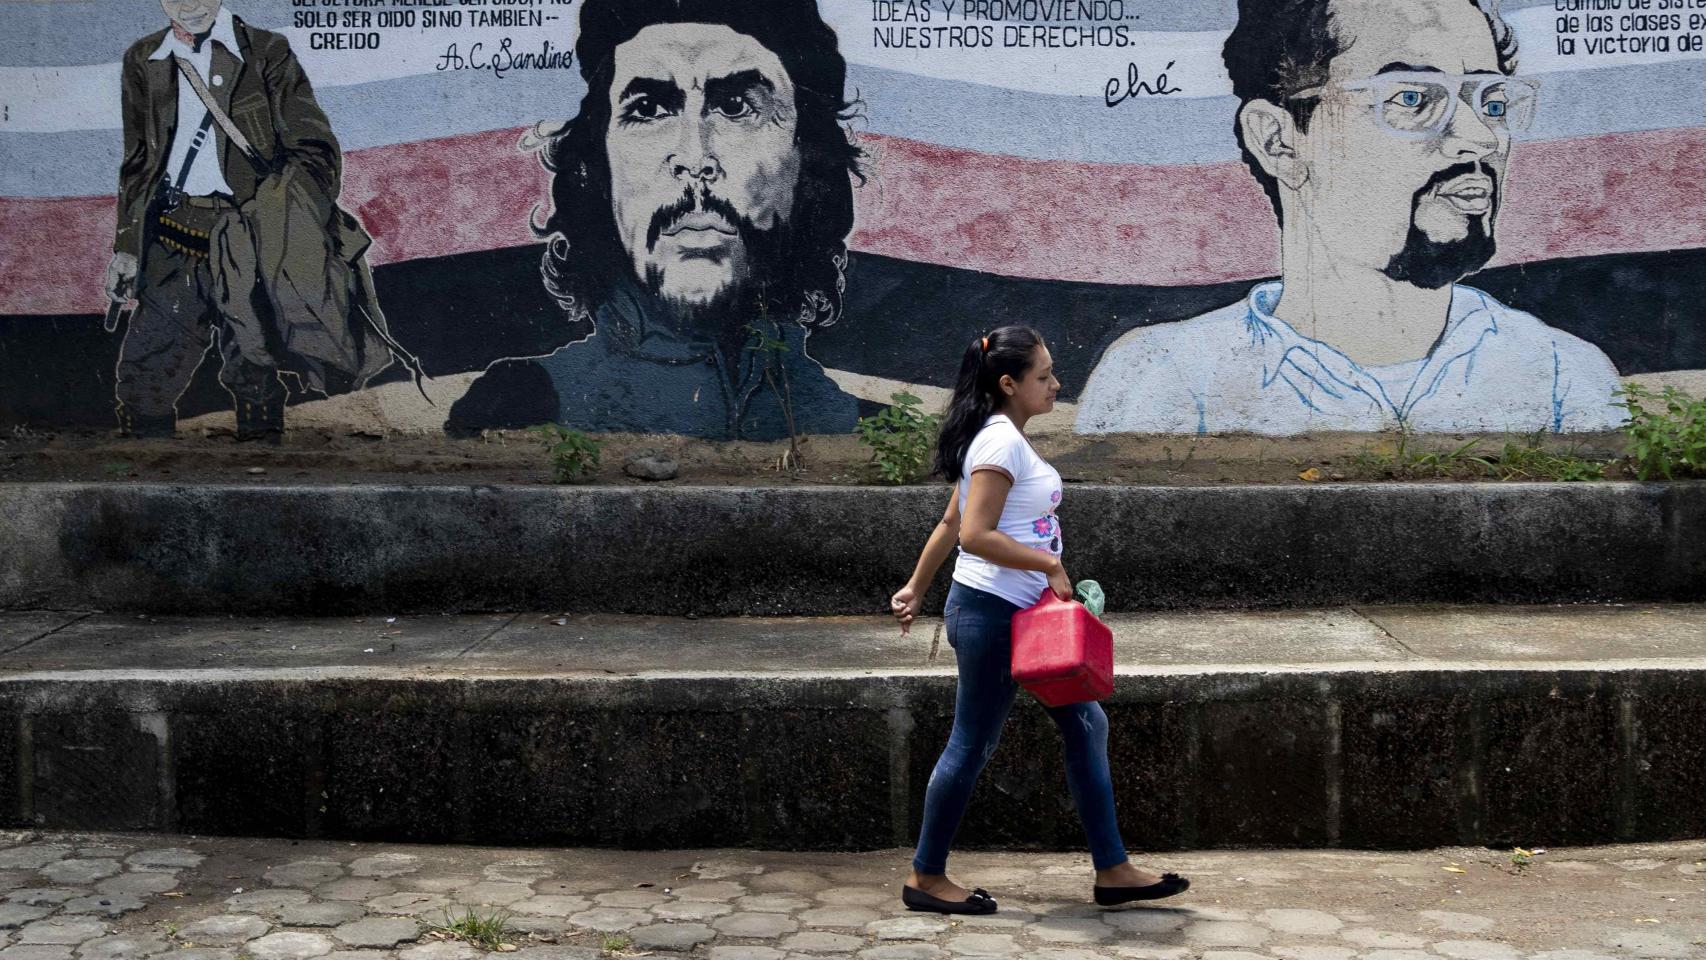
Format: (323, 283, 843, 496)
(1617, 383, 1706, 480)
(600, 933, 632, 954)
(535, 424, 601, 482)
(1493, 434, 1605, 482)
(1348, 428, 1606, 482)
(746, 306, 806, 474)
(855, 391, 942, 485)
(437, 906, 516, 951)
(1348, 430, 1491, 480)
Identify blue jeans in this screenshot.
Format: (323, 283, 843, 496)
(911, 581, 1129, 875)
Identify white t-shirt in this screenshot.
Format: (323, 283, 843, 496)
(150, 8, 240, 198)
(951, 414, 1064, 608)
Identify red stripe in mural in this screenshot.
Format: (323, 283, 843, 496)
(341, 127, 546, 264)
(3, 126, 1705, 315)
(854, 127, 1706, 284)
(0, 195, 124, 317)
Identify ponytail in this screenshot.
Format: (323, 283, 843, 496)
(933, 325, 1045, 482)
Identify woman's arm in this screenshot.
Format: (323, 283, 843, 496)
(906, 486, 963, 592)
(960, 470, 1072, 599)
(891, 487, 963, 633)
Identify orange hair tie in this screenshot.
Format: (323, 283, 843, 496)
(980, 336, 989, 352)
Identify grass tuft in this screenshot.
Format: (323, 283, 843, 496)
(1492, 436, 1606, 481)
(436, 906, 516, 951)
(1348, 429, 1606, 481)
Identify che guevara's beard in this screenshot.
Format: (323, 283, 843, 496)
(638, 186, 796, 337)
(1382, 161, 1500, 291)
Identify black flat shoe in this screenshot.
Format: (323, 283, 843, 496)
(901, 884, 999, 915)
(1093, 872, 1190, 906)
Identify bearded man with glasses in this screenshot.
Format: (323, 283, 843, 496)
(1076, 0, 1624, 435)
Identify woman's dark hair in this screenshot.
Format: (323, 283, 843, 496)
(934, 326, 1046, 483)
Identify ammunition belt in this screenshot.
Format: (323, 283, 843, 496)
(156, 214, 211, 258)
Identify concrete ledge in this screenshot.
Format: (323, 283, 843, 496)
(3, 668, 1701, 852)
(1, 606, 1703, 850)
(4, 482, 1705, 614)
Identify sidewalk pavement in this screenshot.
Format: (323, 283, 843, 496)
(7, 604, 1706, 677)
(0, 832, 1699, 960)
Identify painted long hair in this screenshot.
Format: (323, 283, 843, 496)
(934, 326, 1046, 483)
(536, 0, 864, 328)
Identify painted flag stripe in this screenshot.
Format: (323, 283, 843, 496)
(1, 0, 1572, 68)
(5, 57, 1706, 198)
(5, 5, 1701, 133)
(2, 126, 1704, 314)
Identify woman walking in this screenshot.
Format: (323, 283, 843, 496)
(888, 326, 1189, 915)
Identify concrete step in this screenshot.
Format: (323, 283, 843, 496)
(5, 482, 1706, 615)
(2, 604, 1703, 852)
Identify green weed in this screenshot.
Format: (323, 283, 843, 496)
(1493, 434, 1605, 481)
(600, 933, 632, 954)
(1348, 431, 1491, 480)
(855, 391, 941, 485)
(437, 906, 515, 951)
(535, 424, 601, 482)
(1617, 383, 1706, 480)
(747, 308, 805, 474)
(1349, 430, 1606, 481)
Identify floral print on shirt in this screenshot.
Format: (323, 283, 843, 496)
(1030, 495, 1063, 555)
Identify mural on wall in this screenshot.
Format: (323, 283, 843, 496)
(2, 0, 1704, 439)
(447, 0, 864, 440)
(107, 0, 417, 441)
(1075, 0, 1627, 435)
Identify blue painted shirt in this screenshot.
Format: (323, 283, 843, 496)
(533, 282, 859, 441)
(1075, 282, 1625, 435)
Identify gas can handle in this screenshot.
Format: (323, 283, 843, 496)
(1030, 591, 1075, 611)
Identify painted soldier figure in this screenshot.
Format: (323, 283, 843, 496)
(106, 0, 404, 441)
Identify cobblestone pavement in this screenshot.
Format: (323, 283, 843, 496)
(0, 833, 1699, 960)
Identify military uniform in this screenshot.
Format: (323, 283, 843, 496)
(114, 9, 342, 440)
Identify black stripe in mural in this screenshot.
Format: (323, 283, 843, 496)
(1470, 248, 1706, 378)
(822, 247, 1706, 393)
(5, 245, 1706, 430)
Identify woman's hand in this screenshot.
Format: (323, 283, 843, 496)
(890, 584, 923, 634)
(1046, 560, 1073, 601)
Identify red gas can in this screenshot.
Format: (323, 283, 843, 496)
(1010, 593, 1114, 707)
